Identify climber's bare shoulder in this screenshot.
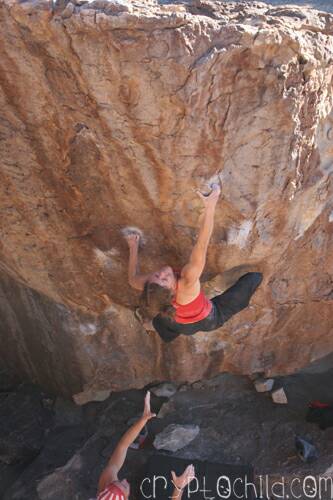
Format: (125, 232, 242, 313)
(176, 271, 201, 304)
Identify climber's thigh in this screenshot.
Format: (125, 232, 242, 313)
(212, 272, 262, 323)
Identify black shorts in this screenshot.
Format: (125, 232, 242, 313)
(152, 272, 263, 343)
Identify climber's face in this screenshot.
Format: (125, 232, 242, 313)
(149, 266, 176, 290)
(113, 479, 130, 498)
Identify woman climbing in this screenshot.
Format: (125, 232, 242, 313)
(125, 184, 262, 343)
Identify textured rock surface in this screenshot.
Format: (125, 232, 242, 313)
(153, 423, 200, 451)
(0, 385, 52, 465)
(150, 382, 178, 398)
(0, 0, 333, 396)
(272, 385, 288, 403)
(254, 376, 274, 392)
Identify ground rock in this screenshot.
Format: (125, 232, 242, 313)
(153, 424, 200, 452)
(157, 400, 176, 419)
(3, 427, 88, 500)
(0, 0, 333, 397)
(254, 378, 275, 392)
(0, 388, 52, 464)
(0, 370, 19, 393)
(272, 387, 288, 404)
(54, 397, 83, 426)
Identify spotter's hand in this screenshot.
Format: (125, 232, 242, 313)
(171, 465, 196, 490)
(197, 183, 221, 208)
(142, 391, 156, 422)
(125, 233, 140, 248)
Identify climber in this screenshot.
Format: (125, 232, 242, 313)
(125, 184, 263, 343)
(97, 391, 195, 500)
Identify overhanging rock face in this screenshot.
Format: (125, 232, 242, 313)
(0, 0, 333, 399)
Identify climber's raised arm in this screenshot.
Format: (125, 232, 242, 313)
(98, 392, 156, 494)
(179, 184, 221, 289)
(125, 233, 151, 291)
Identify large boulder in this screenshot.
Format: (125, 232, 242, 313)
(0, 0, 333, 397)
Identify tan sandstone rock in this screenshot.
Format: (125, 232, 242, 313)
(0, 0, 333, 398)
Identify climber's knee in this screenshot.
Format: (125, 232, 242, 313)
(236, 272, 263, 302)
(249, 272, 263, 288)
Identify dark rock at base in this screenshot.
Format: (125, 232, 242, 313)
(54, 397, 83, 427)
(0, 385, 52, 465)
(0, 463, 26, 497)
(3, 426, 89, 500)
(0, 370, 20, 393)
(36, 433, 111, 500)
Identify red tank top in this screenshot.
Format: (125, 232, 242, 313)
(172, 289, 212, 324)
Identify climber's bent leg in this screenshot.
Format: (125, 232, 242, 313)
(212, 272, 263, 325)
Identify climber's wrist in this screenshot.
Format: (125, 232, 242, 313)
(129, 242, 139, 253)
(204, 203, 217, 214)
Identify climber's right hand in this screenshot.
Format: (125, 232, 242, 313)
(142, 391, 156, 422)
(197, 183, 221, 209)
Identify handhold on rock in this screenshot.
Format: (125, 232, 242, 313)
(254, 378, 274, 393)
(150, 382, 178, 398)
(295, 435, 319, 463)
(153, 424, 199, 452)
(121, 226, 145, 247)
(271, 387, 288, 404)
(201, 172, 223, 194)
(199, 179, 222, 198)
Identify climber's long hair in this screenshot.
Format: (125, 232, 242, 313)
(139, 282, 175, 320)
